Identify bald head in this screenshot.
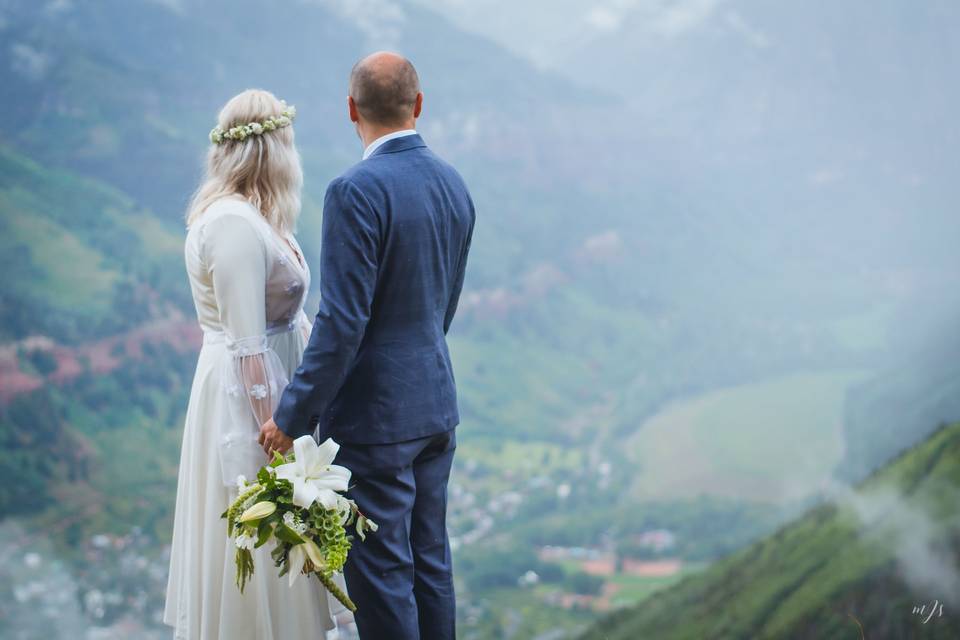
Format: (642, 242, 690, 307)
(349, 52, 421, 127)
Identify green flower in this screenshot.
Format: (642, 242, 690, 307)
(250, 122, 264, 135)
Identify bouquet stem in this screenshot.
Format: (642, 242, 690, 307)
(317, 572, 356, 613)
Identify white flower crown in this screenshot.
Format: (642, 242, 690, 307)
(209, 102, 297, 145)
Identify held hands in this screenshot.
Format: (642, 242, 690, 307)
(259, 417, 294, 456)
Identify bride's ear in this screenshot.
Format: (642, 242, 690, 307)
(348, 96, 360, 123)
(413, 92, 423, 119)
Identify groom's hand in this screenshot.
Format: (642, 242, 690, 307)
(259, 418, 293, 456)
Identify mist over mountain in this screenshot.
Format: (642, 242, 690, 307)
(582, 421, 960, 640)
(1, 1, 958, 638)
(420, 0, 960, 501)
(422, 0, 960, 293)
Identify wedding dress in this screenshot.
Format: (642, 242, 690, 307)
(164, 197, 342, 639)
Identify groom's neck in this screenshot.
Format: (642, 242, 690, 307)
(359, 120, 416, 148)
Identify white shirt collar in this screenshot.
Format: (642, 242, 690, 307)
(362, 129, 418, 160)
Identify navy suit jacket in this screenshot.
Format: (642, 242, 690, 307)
(274, 134, 475, 444)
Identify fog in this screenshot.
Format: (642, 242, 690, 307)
(1, 1, 959, 637)
(836, 485, 960, 607)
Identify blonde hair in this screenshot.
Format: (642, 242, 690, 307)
(187, 89, 303, 233)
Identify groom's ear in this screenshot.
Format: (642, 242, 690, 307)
(413, 92, 423, 119)
(348, 96, 360, 123)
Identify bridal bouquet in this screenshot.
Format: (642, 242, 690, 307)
(222, 435, 377, 612)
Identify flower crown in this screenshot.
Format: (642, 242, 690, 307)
(209, 102, 297, 145)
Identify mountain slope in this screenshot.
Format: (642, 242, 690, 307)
(581, 421, 960, 640)
(0, 0, 874, 470)
(0, 144, 188, 343)
(0, 146, 198, 520)
(1, 0, 931, 428)
(0, 0, 582, 221)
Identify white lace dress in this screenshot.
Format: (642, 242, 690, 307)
(164, 197, 342, 639)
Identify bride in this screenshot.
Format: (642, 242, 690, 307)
(164, 89, 342, 639)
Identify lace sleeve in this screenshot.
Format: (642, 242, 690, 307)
(223, 336, 290, 426)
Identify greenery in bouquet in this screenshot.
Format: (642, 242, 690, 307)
(222, 436, 377, 612)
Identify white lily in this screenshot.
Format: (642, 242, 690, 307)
(287, 537, 326, 587)
(274, 436, 351, 510)
(238, 500, 276, 523)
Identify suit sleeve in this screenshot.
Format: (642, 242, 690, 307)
(273, 177, 380, 438)
(444, 200, 475, 335)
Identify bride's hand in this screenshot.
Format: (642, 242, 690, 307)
(259, 418, 294, 456)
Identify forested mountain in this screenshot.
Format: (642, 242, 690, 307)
(582, 421, 960, 640)
(1, 1, 958, 637)
(0, 145, 188, 343)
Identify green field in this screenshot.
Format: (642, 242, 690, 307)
(628, 370, 871, 502)
(2, 211, 118, 311)
(606, 562, 709, 607)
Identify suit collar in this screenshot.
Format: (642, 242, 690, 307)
(369, 133, 427, 158)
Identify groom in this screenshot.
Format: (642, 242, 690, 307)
(260, 52, 475, 639)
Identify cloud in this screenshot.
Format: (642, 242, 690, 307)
(833, 485, 960, 606)
(725, 10, 771, 49)
(650, 0, 722, 38)
(10, 43, 50, 81)
(585, 7, 623, 32)
(44, 0, 73, 16)
(808, 167, 844, 186)
(579, 229, 624, 262)
(582, 0, 723, 39)
(312, 0, 407, 47)
(145, 0, 186, 14)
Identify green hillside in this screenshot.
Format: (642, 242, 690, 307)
(0, 145, 189, 343)
(0, 145, 194, 525)
(582, 421, 960, 640)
